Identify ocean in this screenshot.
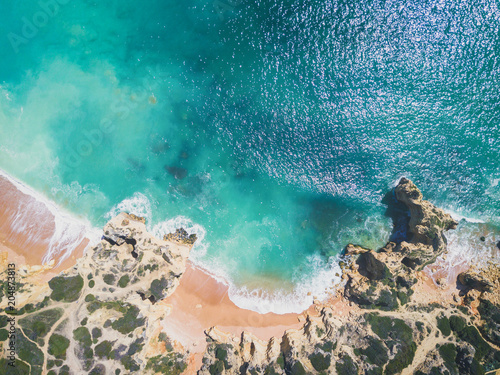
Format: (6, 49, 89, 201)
(0, 0, 499, 313)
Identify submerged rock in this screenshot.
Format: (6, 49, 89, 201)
(165, 165, 188, 180)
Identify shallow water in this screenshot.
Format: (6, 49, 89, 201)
(0, 0, 499, 313)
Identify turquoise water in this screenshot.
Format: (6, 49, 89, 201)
(0, 0, 499, 312)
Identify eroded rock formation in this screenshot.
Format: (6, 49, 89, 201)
(0, 213, 195, 374)
(199, 179, 499, 375)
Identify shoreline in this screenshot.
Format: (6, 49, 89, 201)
(0, 171, 317, 356)
(2, 173, 499, 373)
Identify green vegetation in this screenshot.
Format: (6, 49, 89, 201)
(375, 289, 399, 310)
(335, 354, 358, 375)
(118, 274, 130, 288)
(0, 314, 8, 328)
(146, 353, 187, 375)
(48, 333, 70, 359)
(95, 340, 113, 358)
(385, 341, 417, 375)
(439, 343, 458, 373)
(85, 294, 95, 302)
(144, 263, 159, 273)
(17, 328, 44, 373)
(48, 274, 84, 302)
(315, 326, 325, 337)
(111, 305, 146, 334)
(0, 358, 30, 375)
(437, 315, 451, 336)
(366, 313, 413, 342)
(0, 329, 8, 341)
(209, 359, 224, 374)
(73, 326, 92, 347)
(103, 274, 116, 285)
(19, 308, 63, 343)
(89, 280, 95, 288)
(214, 344, 232, 369)
(449, 315, 491, 361)
(365, 313, 415, 374)
(92, 327, 102, 343)
(357, 336, 388, 366)
(317, 340, 336, 352)
(121, 355, 140, 371)
(89, 364, 106, 375)
(276, 353, 285, 369)
(308, 351, 331, 371)
(397, 290, 408, 305)
(477, 299, 500, 346)
(290, 360, 306, 375)
(365, 367, 383, 375)
(128, 338, 145, 356)
(149, 277, 170, 301)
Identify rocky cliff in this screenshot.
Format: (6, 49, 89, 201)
(0, 213, 195, 375)
(198, 178, 500, 375)
(0, 179, 499, 375)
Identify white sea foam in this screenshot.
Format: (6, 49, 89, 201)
(225, 254, 343, 315)
(105, 192, 152, 223)
(0, 169, 101, 265)
(137, 198, 343, 314)
(444, 209, 486, 224)
(152, 216, 208, 258)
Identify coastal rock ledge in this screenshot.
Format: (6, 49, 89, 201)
(0, 179, 499, 375)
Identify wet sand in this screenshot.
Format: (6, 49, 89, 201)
(0, 172, 312, 369)
(0, 174, 87, 280)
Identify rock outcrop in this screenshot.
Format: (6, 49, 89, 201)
(0, 179, 499, 375)
(0, 213, 196, 375)
(199, 179, 500, 375)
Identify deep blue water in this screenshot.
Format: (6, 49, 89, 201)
(0, 0, 499, 312)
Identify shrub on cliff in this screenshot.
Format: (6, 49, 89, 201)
(48, 274, 84, 302)
(48, 333, 70, 360)
(308, 351, 331, 371)
(335, 354, 358, 375)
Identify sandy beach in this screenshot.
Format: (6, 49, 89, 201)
(0, 171, 478, 375)
(0, 172, 313, 369)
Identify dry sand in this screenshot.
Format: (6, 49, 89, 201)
(1, 171, 468, 374)
(0, 173, 311, 365)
